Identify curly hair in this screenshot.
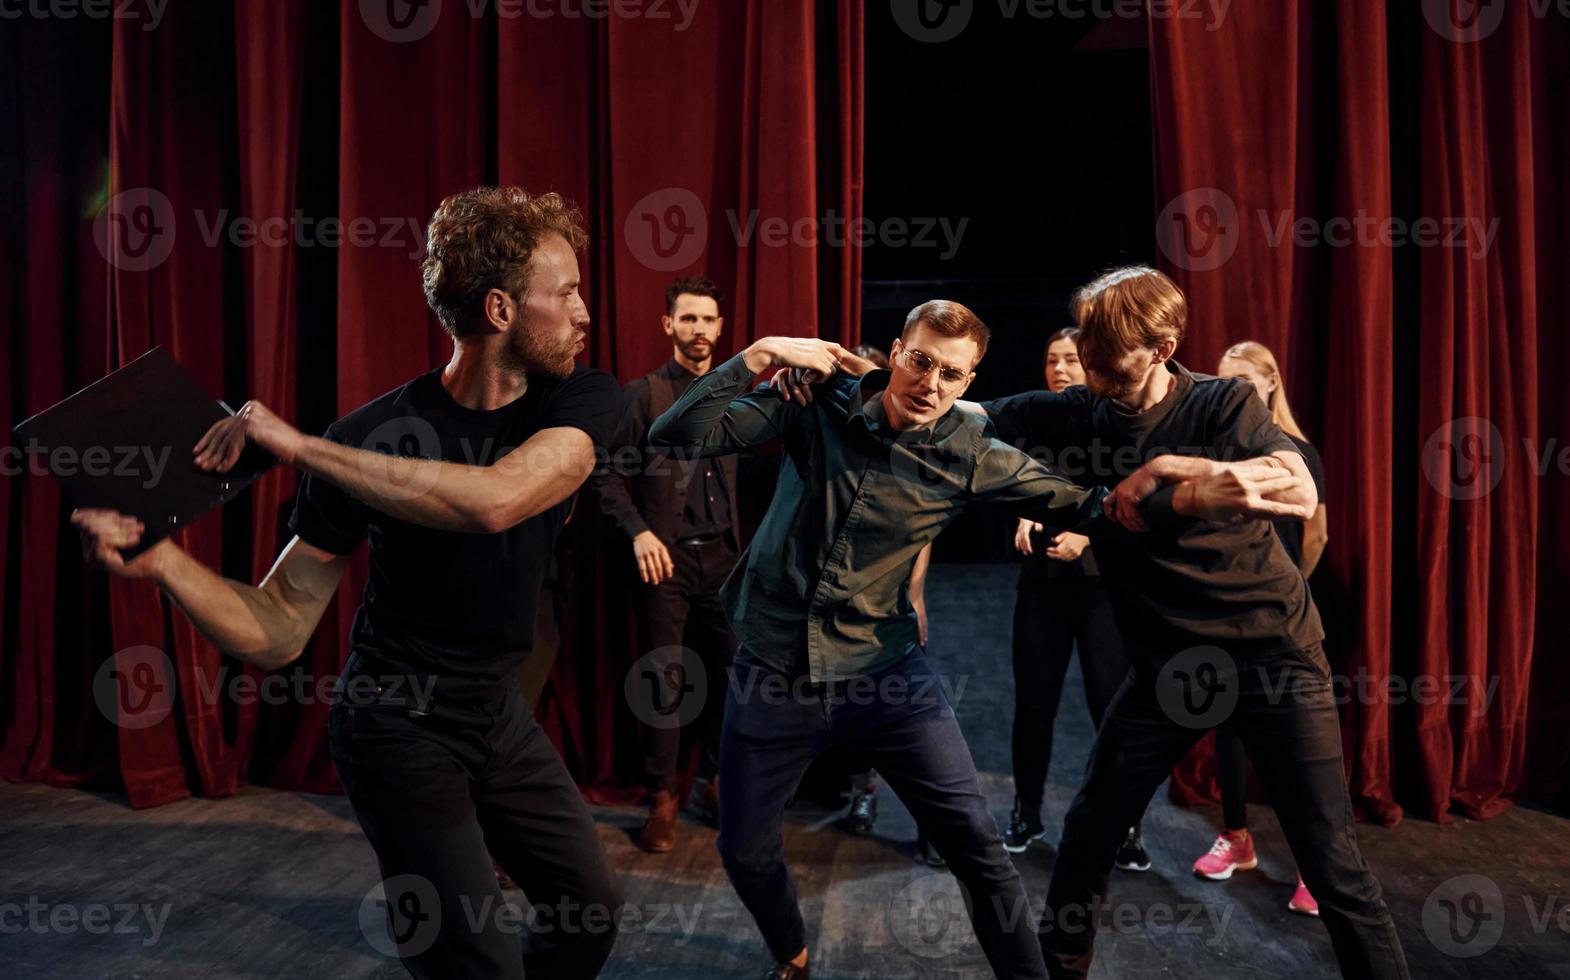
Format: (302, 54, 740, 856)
(421, 187, 589, 338)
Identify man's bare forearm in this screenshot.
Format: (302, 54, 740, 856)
(1145, 455, 1220, 482)
(152, 548, 309, 670)
(1153, 452, 1317, 519)
(1265, 450, 1319, 512)
(294, 430, 592, 534)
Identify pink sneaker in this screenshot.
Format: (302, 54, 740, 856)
(1289, 875, 1320, 916)
(1193, 830, 1258, 880)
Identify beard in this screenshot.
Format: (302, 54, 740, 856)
(676, 336, 713, 362)
(1085, 360, 1147, 402)
(501, 322, 579, 379)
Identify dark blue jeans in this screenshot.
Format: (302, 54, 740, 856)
(716, 646, 1048, 979)
(1040, 644, 1410, 980)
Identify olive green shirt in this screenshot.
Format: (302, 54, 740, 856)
(647, 353, 1110, 682)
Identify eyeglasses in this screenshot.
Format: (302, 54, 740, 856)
(896, 346, 972, 391)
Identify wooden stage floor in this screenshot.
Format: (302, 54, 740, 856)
(4, 564, 1568, 979)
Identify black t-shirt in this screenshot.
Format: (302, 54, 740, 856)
(983, 361, 1324, 667)
(288, 366, 621, 686)
(1272, 434, 1325, 570)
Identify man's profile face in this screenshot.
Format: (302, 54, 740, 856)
(502, 233, 588, 379)
(662, 294, 723, 364)
(884, 322, 978, 430)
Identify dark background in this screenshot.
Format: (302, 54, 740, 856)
(861, 8, 1155, 560)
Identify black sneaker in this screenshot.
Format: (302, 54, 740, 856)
(836, 786, 877, 835)
(916, 834, 947, 868)
(1002, 802, 1048, 854)
(1114, 825, 1151, 872)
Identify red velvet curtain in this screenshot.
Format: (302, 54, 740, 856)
(1152, 2, 1570, 823)
(1, 1, 864, 808)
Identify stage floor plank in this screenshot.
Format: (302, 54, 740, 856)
(4, 564, 1568, 978)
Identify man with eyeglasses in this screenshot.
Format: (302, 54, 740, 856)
(646, 301, 1307, 980)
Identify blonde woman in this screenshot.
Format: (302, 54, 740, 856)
(1193, 340, 1328, 916)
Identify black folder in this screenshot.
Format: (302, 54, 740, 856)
(11, 347, 276, 558)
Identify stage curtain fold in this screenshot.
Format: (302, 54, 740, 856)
(1151, 1, 1568, 823)
(1410, 2, 1559, 822)
(103, 1, 242, 807)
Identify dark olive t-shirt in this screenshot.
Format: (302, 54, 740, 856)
(982, 361, 1324, 667)
(288, 366, 621, 686)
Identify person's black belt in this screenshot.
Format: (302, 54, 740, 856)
(676, 531, 726, 548)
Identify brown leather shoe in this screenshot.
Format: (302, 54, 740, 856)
(762, 961, 809, 979)
(637, 789, 679, 853)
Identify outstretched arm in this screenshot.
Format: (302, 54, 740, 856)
(191, 400, 603, 535)
(970, 436, 1108, 532)
(73, 511, 348, 670)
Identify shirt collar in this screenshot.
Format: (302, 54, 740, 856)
(664, 357, 697, 379)
(849, 369, 941, 441)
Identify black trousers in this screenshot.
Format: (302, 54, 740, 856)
(1216, 722, 1252, 830)
(329, 659, 621, 979)
(717, 647, 1048, 979)
(1011, 572, 1131, 817)
(634, 536, 738, 793)
(1039, 645, 1409, 980)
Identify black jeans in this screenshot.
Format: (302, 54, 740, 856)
(1040, 644, 1409, 980)
(717, 647, 1048, 979)
(329, 657, 621, 979)
(636, 536, 738, 793)
(1216, 722, 1252, 831)
(1010, 572, 1130, 818)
